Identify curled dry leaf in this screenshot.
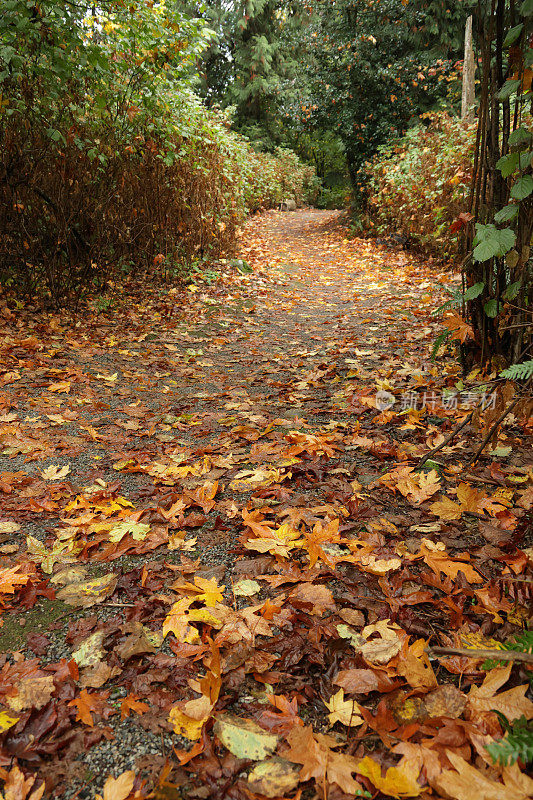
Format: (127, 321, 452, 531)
(98, 770, 135, 800)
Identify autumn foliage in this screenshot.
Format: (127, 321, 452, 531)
(365, 112, 476, 260)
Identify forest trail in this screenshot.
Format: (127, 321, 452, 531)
(1, 210, 532, 799)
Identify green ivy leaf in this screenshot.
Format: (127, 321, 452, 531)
(511, 175, 533, 200)
(464, 281, 485, 301)
(508, 127, 533, 147)
(473, 224, 516, 261)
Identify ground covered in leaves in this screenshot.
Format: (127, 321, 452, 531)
(0, 210, 532, 800)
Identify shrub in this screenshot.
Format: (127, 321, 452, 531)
(0, 0, 315, 306)
(364, 112, 476, 259)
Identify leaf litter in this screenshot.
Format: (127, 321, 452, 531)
(0, 209, 531, 798)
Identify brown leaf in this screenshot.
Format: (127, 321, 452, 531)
(433, 750, 533, 800)
(288, 582, 335, 615)
(467, 665, 533, 721)
(6, 676, 55, 712)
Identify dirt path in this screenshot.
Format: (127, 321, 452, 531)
(0, 211, 531, 799)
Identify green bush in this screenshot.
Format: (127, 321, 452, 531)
(0, 0, 315, 306)
(364, 112, 476, 259)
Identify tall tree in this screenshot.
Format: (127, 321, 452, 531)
(303, 0, 468, 193)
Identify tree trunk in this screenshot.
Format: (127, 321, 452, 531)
(461, 16, 475, 121)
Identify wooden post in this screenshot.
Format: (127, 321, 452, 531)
(461, 15, 475, 121)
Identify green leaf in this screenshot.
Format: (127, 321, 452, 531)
(496, 152, 519, 177)
(430, 330, 449, 361)
(503, 281, 521, 301)
(486, 716, 533, 767)
(519, 151, 532, 170)
(508, 127, 533, 147)
(520, 0, 533, 16)
(473, 239, 499, 262)
(464, 281, 485, 301)
(494, 205, 519, 223)
(484, 299, 499, 318)
(503, 24, 524, 47)
(510, 174, 533, 200)
(473, 224, 516, 261)
(500, 359, 533, 380)
(497, 79, 521, 100)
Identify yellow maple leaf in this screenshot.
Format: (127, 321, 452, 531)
(356, 755, 421, 798)
(169, 694, 213, 740)
(430, 495, 462, 520)
(325, 689, 363, 727)
(194, 576, 225, 605)
(162, 598, 198, 642)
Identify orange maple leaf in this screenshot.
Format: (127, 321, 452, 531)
(120, 694, 150, 720)
(0, 565, 31, 595)
(68, 689, 109, 726)
(443, 311, 474, 343)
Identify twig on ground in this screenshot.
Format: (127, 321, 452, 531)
(427, 645, 533, 664)
(465, 377, 533, 467)
(416, 409, 475, 469)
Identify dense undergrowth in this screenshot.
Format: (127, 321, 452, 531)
(364, 113, 476, 260)
(0, 0, 316, 307)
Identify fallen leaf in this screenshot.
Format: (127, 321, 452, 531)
(433, 749, 533, 800)
(56, 572, 117, 607)
(6, 675, 55, 712)
(40, 464, 71, 480)
(325, 688, 363, 727)
(214, 714, 279, 760)
(247, 757, 299, 798)
(356, 755, 421, 798)
(99, 770, 135, 800)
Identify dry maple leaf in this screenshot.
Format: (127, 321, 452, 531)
(288, 582, 335, 616)
(443, 311, 474, 343)
(0, 565, 30, 595)
(324, 689, 363, 727)
(467, 664, 533, 722)
(433, 749, 533, 800)
(304, 518, 340, 567)
(6, 675, 55, 712)
(68, 688, 109, 726)
(40, 464, 71, 480)
(356, 755, 422, 798)
(397, 639, 437, 691)
(0, 763, 44, 800)
(96, 770, 135, 800)
(46, 380, 71, 393)
(169, 694, 214, 740)
(120, 695, 149, 720)
(420, 541, 483, 584)
(430, 495, 462, 520)
(284, 725, 362, 795)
